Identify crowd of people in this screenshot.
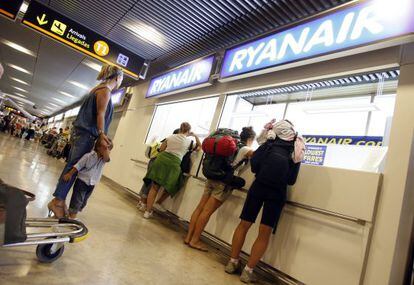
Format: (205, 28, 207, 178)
(5, 62, 302, 283)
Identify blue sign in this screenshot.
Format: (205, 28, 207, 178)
(146, 56, 215, 98)
(303, 145, 327, 166)
(220, 0, 414, 79)
(303, 135, 383, 146)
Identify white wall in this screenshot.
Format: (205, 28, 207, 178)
(103, 46, 414, 284)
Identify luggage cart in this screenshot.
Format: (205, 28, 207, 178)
(0, 185, 88, 263)
(2, 218, 88, 263)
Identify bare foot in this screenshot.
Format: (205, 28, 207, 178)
(189, 242, 208, 252)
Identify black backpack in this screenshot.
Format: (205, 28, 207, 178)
(0, 180, 35, 245)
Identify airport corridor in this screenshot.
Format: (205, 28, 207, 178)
(0, 133, 268, 285)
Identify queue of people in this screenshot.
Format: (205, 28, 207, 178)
(33, 62, 304, 283)
(138, 118, 303, 283)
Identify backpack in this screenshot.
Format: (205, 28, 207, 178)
(292, 136, 306, 163)
(181, 141, 194, 174)
(144, 141, 162, 159)
(202, 129, 241, 181)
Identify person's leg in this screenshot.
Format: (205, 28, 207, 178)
(68, 179, 84, 219)
(155, 189, 170, 205)
(230, 220, 253, 259)
(79, 184, 94, 212)
(146, 183, 160, 213)
(184, 193, 210, 244)
(246, 224, 273, 268)
(189, 196, 223, 250)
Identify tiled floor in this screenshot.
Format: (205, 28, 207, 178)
(0, 133, 269, 285)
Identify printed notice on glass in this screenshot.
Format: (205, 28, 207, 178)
(303, 145, 327, 166)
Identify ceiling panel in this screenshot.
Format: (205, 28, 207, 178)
(0, 0, 353, 117)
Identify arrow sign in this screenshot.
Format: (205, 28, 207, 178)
(36, 14, 48, 25)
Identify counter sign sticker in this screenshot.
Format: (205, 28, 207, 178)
(22, 1, 146, 79)
(303, 145, 327, 166)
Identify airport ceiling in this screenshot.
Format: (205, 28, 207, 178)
(0, 0, 351, 117)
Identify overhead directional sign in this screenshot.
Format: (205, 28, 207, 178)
(220, 0, 414, 81)
(22, 1, 147, 79)
(146, 55, 215, 98)
(0, 0, 24, 20)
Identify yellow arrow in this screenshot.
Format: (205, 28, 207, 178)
(36, 14, 48, 25)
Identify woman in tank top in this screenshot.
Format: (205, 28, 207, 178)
(47, 64, 124, 218)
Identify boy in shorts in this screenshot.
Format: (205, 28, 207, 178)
(62, 137, 112, 219)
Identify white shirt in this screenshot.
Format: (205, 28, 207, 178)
(165, 134, 193, 160)
(232, 146, 253, 175)
(74, 151, 106, 186)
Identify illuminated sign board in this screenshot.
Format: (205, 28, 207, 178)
(220, 0, 414, 80)
(0, 0, 23, 20)
(303, 135, 383, 146)
(111, 88, 126, 106)
(146, 56, 215, 98)
(22, 1, 147, 79)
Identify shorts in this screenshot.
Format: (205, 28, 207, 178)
(240, 180, 286, 228)
(203, 179, 233, 202)
(69, 179, 95, 214)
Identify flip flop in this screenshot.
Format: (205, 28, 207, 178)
(188, 243, 209, 252)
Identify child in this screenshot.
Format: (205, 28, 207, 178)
(62, 137, 112, 219)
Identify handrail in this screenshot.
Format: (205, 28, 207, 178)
(185, 173, 367, 226)
(130, 158, 148, 165)
(130, 160, 368, 226)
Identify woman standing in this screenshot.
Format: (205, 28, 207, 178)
(143, 122, 201, 219)
(185, 127, 256, 251)
(47, 65, 123, 218)
(225, 120, 301, 283)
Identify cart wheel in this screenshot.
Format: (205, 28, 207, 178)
(36, 243, 65, 263)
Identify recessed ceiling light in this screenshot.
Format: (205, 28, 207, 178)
(19, 2, 28, 13)
(82, 59, 102, 72)
(14, 92, 27, 98)
(9, 77, 30, 86)
(53, 97, 66, 104)
(123, 22, 165, 48)
(58, 91, 77, 98)
(0, 39, 36, 57)
(5, 94, 35, 105)
(7, 63, 32, 75)
(67, 80, 89, 90)
(12, 86, 29, 92)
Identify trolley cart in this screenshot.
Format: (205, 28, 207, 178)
(2, 218, 88, 263)
(0, 181, 88, 263)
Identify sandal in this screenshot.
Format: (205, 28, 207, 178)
(47, 198, 66, 218)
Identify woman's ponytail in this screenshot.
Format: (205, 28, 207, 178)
(97, 65, 123, 81)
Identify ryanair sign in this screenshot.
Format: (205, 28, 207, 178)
(146, 56, 214, 98)
(303, 135, 383, 146)
(220, 0, 414, 80)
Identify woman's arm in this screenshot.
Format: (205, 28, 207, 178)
(159, 140, 167, 152)
(190, 132, 201, 151)
(95, 88, 111, 143)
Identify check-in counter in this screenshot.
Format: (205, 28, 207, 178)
(129, 152, 382, 285)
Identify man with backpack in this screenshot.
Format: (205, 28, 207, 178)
(225, 120, 304, 283)
(185, 127, 256, 251)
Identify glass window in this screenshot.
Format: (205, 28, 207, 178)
(367, 94, 396, 136)
(55, 114, 63, 121)
(285, 96, 371, 136)
(219, 95, 286, 136)
(146, 97, 219, 144)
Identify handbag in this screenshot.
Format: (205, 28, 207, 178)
(181, 141, 194, 174)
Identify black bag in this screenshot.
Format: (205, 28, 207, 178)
(251, 140, 273, 174)
(181, 141, 194, 174)
(0, 179, 35, 245)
